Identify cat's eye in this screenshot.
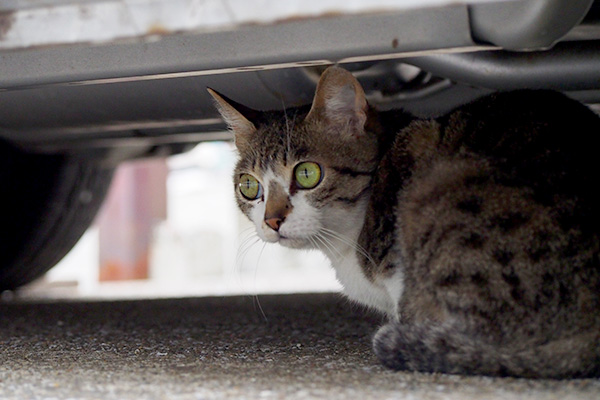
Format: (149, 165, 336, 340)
(294, 162, 322, 189)
(238, 174, 263, 200)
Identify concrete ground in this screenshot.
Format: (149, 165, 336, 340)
(1, 292, 599, 400)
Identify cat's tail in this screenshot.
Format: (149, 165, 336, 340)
(373, 321, 600, 378)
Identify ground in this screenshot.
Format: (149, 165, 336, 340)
(1, 293, 599, 399)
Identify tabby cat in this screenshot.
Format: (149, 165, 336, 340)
(208, 66, 600, 378)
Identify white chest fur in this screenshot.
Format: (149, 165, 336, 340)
(330, 250, 397, 317)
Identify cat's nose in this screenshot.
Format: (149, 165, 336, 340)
(265, 217, 284, 231)
(264, 182, 292, 232)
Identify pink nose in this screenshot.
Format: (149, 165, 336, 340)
(265, 217, 284, 231)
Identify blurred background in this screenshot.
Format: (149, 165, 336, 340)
(19, 142, 340, 300)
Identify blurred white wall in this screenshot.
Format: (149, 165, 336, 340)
(39, 142, 340, 299)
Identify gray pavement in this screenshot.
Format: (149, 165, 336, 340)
(1, 293, 599, 399)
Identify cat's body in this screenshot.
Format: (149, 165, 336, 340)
(209, 67, 600, 378)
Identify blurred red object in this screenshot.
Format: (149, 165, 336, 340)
(97, 159, 167, 281)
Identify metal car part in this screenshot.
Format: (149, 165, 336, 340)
(469, 0, 594, 50)
(0, 0, 599, 158)
(405, 41, 600, 92)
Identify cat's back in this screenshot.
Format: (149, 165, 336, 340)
(399, 90, 600, 234)
(442, 90, 600, 241)
(442, 90, 600, 208)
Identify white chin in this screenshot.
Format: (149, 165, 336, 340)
(278, 236, 311, 249)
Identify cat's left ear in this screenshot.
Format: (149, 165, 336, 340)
(305, 66, 368, 135)
(207, 88, 258, 152)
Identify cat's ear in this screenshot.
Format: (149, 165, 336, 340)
(305, 67, 368, 134)
(207, 88, 258, 151)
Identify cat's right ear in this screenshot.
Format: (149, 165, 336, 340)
(207, 88, 257, 152)
(305, 67, 368, 136)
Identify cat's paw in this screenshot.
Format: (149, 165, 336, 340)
(373, 323, 410, 371)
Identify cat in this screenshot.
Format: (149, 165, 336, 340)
(208, 66, 600, 379)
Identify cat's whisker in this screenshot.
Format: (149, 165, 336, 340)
(251, 242, 269, 322)
(237, 225, 256, 239)
(310, 235, 337, 261)
(319, 227, 362, 251)
(308, 232, 326, 251)
(319, 228, 378, 270)
(253, 294, 268, 323)
(253, 242, 268, 283)
(236, 232, 259, 259)
(281, 98, 297, 158)
(314, 232, 344, 262)
(235, 235, 269, 320)
(237, 231, 258, 252)
(237, 231, 259, 248)
(235, 234, 261, 275)
(236, 227, 258, 254)
(307, 236, 326, 257)
(282, 99, 291, 157)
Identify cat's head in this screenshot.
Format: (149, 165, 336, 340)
(208, 67, 379, 251)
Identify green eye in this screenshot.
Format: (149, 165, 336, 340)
(294, 162, 322, 189)
(238, 174, 263, 200)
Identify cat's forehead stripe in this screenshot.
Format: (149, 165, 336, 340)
(262, 167, 291, 196)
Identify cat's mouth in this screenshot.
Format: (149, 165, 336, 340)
(261, 223, 316, 249)
(262, 231, 302, 247)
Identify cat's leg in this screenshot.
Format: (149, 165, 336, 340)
(372, 320, 498, 376)
(372, 320, 600, 378)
